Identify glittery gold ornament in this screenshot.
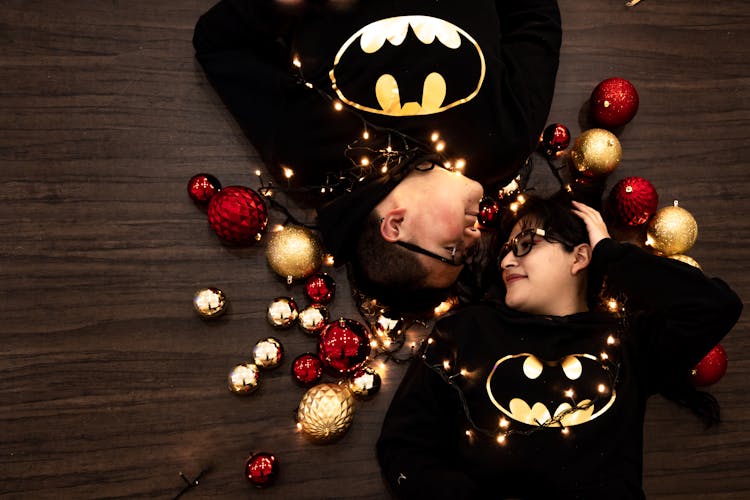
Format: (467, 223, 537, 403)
(253, 337, 284, 369)
(228, 363, 261, 395)
(267, 297, 299, 328)
(669, 254, 702, 270)
(348, 367, 381, 400)
(193, 287, 228, 319)
(646, 203, 698, 256)
(296, 383, 355, 443)
(569, 128, 622, 177)
(266, 225, 323, 284)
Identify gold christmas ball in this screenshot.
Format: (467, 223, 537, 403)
(193, 287, 228, 319)
(298, 303, 330, 335)
(646, 204, 698, 256)
(267, 297, 299, 328)
(252, 337, 284, 369)
(570, 128, 622, 177)
(266, 225, 323, 284)
(348, 367, 382, 400)
(669, 254, 702, 270)
(228, 363, 261, 395)
(296, 383, 354, 443)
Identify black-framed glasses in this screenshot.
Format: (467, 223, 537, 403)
(394, 240, 465, 267)
(499, 228, 572, 261)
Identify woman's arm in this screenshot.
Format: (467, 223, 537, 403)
(377, 334, 480, 498)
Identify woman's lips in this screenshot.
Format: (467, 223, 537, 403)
(504, 274, 526, 285)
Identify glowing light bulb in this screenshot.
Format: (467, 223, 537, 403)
(431, 132, 440, 142)
(465, 429, 472, 437)
(561, 427, 570, 436)
(509, 202, 519, 213)
(517, 194, 527, 204)
(435, 141, 445, 152)
(499, 418, 509, 428)
(427, 338, 434, 345)
(379, 362, 386, 371)
(496, 434, 506, 444)
(254, 169, 261, 176)
(305, 82, 313, 89)
(360, 157, 370, 166)
(333, 101, 343, 111)
(370, 340, 378, 348)
(292, 57, 301, 68)
(381, 166, 388, 174)
(460, 368, 468, 377)
(282, 167, 294, 179)
(363, 130, 370, 140)
(600, 352, 609, 360)
(565, 389, 575, 398)
(324, 254, 335, 266)
(607, 335, 616, 345)
(296, 422, 302, 430)
(455, 159, 466, 170)
(443, 360, 450, 371)
(607, 299, 619, 312)
(598, 384, 607, 393)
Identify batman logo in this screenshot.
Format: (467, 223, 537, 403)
(329, 15, 486, 116)
(485, 353, 616, 427)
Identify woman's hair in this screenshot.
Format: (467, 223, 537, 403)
(498, 192, 589, 251)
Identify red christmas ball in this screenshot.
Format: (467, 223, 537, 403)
(304, 273, 336, 304)
(540, 123, 571, 157)
(478, 196, 500, 228)
(318, 318, 371, 376)
(608, 176, 659, 226)
(187, 173, 221, 204)
(691, 344, 728, 387)
(244, 451, 279, 488)
(207, 186, 268, 243)
(291, 353, 323, 386)
(590, 77, 639, 129)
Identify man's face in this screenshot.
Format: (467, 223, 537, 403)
(399, 167, 483, 287)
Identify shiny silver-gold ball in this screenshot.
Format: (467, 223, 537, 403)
(669, 254, 702, 270)
(193, 287, 228, 319)
(266, 225, 323, 284)
(298, 303, 330, 335)
(348, 367, 382, 400)
(228, 363, 261, 395)
(570, 128, 622, 177)
(267, 297, 299, 328)
(253, 337, 284, 369)
(296, 383, 355, 443)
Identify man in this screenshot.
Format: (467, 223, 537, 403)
(193, 0, 561, 308)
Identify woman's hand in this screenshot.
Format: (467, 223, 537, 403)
(571, 201, 610, 249)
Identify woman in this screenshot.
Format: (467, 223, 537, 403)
(376, 195, 742, 498)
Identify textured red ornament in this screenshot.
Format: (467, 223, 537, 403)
(291, 353, 324, 386)
(318, 318, 371, 376)
(540, 123, 571, 157)
(691, 344, 728, 387)
(304, 273, 336, 304)
(187, 173, 221, 204)
(590, 77, 639, 129)
(608, 176, 659, 226)
(244, 452, 279, 487)
(207, 186, 268, 243)
(478, 196, 500, 228)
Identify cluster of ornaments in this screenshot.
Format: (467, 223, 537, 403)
(535, 77, 725, 387)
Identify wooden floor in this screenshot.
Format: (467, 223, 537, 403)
(1, 0, 748, 497)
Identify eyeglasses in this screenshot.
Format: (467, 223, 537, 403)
(394, 240, 465, 267)
(499, 228, 571, 260)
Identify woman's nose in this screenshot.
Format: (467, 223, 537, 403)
(500, 251, 517, 269)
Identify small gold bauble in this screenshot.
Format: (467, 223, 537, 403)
(296, 383, 354, 443)
(266, 225, 323, 284)
(252, 337, 284, 369)
(267, 297, 299, 328)
(348, 367, 382, 400)
(669, 254, 702, 270)
(228, 363, 261, 395)
(646, 204, 698, 256)
(193, 287, 228, 319)
(570, 128, 622, 177)
(298, 303, 329, 335)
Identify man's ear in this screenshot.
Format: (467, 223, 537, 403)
(379, 208, 407, 242)
(571, 243, 593, 275)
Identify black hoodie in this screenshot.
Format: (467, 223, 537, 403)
(377, 239, 742, 499)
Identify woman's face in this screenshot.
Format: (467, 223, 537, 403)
(499, 219, 582, 316)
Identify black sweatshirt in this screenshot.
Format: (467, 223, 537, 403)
(192, 0, 561, 189)
(377, 239, 742, 499)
